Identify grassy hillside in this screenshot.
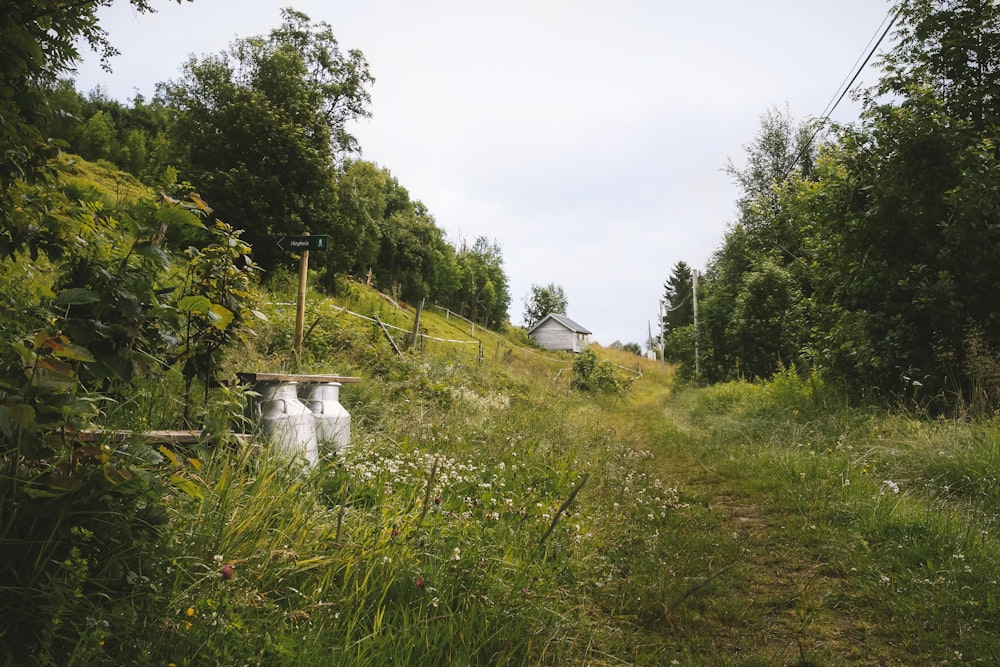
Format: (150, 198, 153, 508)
(6, 157, 1000, 665)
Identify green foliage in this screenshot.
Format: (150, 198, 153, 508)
(178, 217, 263, 418)
(0, 170, 262, 662)
(609, 340, 642, 356)
(0, 0, 188, 255)
(322, 160, 459, 306)
(160, 8, 373, 273)
(522, 282, 568, 329)
(571, 348, 630, 395)
(446, 236, 511, 329)
(687, 2, 1000, 410)
(673, 372, 1000, 663)
(661, 260, 694, 338)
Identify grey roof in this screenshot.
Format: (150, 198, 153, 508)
(527, 312, 592, 335)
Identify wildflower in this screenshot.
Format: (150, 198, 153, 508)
(220, 564, 234, 580)
(434, 495, 442, 505)
(416, 577, 426, 589)
(450, 547, 461, 561)
(186, 607, 196, 617)
(881, 480, 900, 495)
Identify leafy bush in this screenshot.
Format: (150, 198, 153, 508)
(571, 348, 630, 394)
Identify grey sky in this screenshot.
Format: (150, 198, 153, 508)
(74, 0, 894, 347)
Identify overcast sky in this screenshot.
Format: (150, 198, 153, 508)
(73, 0, 894, 348)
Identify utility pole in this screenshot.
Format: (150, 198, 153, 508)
(659, 299, 666, 367)
(692, 268, 699, 380)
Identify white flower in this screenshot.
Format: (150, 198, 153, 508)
(881, 480, 900, 495)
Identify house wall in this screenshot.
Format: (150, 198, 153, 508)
(530, 319, 589, 352)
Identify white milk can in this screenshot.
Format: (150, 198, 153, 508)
(307, 382, 351, 455)
(258, 381, 318, 465)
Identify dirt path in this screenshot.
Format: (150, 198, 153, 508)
(636, 395, 898, 666)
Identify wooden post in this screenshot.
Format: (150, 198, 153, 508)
(294, 235, 309, 356)
(374, 313, 403, 357)
(411, 298, 425, 349)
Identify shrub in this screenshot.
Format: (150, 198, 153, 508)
(571, 348, 629, 395)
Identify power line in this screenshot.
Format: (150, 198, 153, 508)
(819, 6, 898, 122)
(780, 6, 898, 182)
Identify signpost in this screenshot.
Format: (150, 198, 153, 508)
(277, 235, 329, 252)
(277, 234, 330, 355)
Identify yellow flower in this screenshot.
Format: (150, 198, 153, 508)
(186, 606, 196, 617)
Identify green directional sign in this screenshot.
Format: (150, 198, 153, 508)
(277, 235, 329, 252)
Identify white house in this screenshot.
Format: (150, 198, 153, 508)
(527, 313, 592, 353)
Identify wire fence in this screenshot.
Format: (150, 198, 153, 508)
(269, 298, 642, 378)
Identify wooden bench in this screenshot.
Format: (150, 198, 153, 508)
(73, 429, 252, 445)
(236, 372, 361, 384)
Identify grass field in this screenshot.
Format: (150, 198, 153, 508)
(7, 258, 1000, 665)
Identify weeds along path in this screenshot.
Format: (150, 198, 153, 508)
(612, 382, 904, 665)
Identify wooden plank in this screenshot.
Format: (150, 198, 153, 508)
(74, 429, 253, 445)
(236, 372, 362, 384)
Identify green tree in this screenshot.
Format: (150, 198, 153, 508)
(661, 261, 693, 336)
(76, 109, 116, 161)
(160, 9, 373, 272)
(798, 0, 1000, 402)
(380, 201, 458, 304)
(450, 237, 510, 329)
(609, 340, 642, 356)
(522, 282, 568, 328)
(326, 159, 389, 283)
(0, 0, 189, 257)
(697, 107, 819, 381)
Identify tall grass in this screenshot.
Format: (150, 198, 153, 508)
(658, 367, 1000, 664)
(16, 279, 1000, 664)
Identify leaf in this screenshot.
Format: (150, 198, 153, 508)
(21, 485, 63, 499)
(158, 205, 205, 229)
(52, 342, 96, 363)
(177, 295, 212, 314)
(11, 341, 35, 366)
(133, 241, 171, 271)
(5, 404, 35, 431)
(0, 406, 12, 438)
(171, 475, 204, 500)
(56, 288, 101, 305)
(189, 192, 214, 214)
(159, 444, 180, 467)
(31, 358, 77, 390)
(209, 303, 234, 331)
